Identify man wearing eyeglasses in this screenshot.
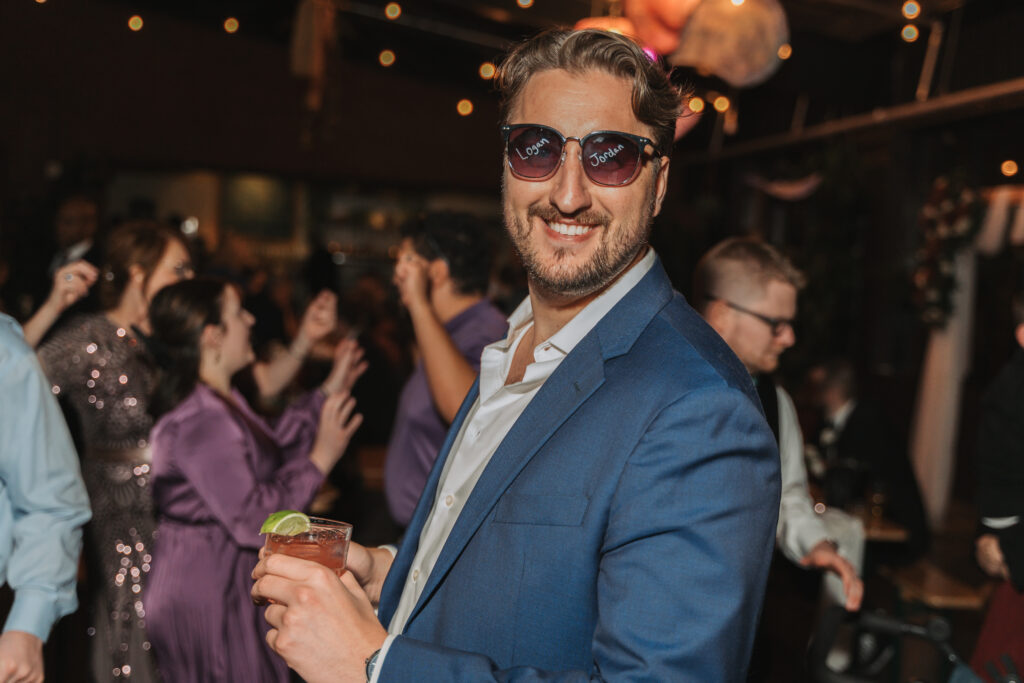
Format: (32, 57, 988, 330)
(694, 237, 864, 676)
(254, 28, 780, 682)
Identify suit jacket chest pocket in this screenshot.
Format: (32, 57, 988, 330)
(492, 494, 589, 526)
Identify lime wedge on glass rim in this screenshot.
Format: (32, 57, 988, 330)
(259, 510, 311, 535)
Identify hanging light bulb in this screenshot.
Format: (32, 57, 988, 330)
(902, 1, 921, 20)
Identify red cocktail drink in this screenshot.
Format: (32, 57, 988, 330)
(264, 517, 352, 576)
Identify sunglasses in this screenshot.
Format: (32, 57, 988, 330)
(501, 123, 663, 187)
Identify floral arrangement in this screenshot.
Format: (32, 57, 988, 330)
(910, 175, 981, 327)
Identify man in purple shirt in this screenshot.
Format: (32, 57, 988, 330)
(384, 212, 508, 527)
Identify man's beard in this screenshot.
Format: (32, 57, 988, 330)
(503, 186, 656, 299)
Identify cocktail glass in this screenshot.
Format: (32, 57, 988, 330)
(263, 516, 352, 576)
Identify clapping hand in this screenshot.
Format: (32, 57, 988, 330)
(321, 338, 368, 396)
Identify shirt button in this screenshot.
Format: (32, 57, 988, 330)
(444, 494, 454, 507)
(412, 569, 420, 582)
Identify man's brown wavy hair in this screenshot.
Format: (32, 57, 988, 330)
(495, 28, 684, 158)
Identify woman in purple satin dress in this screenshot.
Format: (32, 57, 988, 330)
(144, 279, 364, 682)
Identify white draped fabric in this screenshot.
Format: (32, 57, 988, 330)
(910, 186, 1023, 528)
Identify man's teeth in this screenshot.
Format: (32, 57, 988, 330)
(547, 221, 593, 237)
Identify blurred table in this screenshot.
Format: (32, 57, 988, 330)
(859, 511, 909, 543)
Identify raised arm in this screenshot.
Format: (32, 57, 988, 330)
(21, 260, 98, 348)
(393, 256, 476, 424)
(252, 290, 338, 400)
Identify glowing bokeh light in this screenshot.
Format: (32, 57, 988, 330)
(713, 96, 731, 112)
(224, 17, 239, 33)
(457, 99, 474, 116)
(902, 1, 921, 20)
(479, 62, 496, 79)
(35, 0, 46, 4)
(731, 0, 745, 5)
(777, 43, 792, 60)
(901, 24, 919, 42)
(687, 97, 706, 114)
(379, 50, 396, 67)
(517, 0, 534, 7)
(1002, 160, 1019, 177)
(385, 3, 401, 20)
(128, 15, 143, 31)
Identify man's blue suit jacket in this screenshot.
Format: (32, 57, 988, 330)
(376, 258, 781, 682)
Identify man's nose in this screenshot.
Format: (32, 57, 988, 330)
(777, 323, 796, 348)
(548, 142, 592, 216)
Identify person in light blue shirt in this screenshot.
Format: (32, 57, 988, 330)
(0, 313, 91, 681)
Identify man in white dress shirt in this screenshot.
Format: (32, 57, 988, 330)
(253, 28, 781, 682)
(694, 237, 863, 610)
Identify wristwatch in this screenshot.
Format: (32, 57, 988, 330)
(365, 648, 381, 682)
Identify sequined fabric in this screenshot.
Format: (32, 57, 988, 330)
(38, 314, 162, 682)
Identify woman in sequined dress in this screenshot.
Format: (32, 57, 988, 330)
(144, 279, 363, 682)
(38, 222, 193, 682)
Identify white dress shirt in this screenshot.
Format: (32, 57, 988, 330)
(776, 385, 863, 605)
(371, 249, 655, 680)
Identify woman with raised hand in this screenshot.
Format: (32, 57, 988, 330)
(37, 221, 193, 683)
(144, 278, 364, 683)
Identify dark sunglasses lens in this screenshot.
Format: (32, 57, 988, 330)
(507, 126, 562, 178)
(582, 133, 642, 185)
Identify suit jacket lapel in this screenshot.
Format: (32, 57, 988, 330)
(404, 335, 607, 625)
(385, 258, 676, 628)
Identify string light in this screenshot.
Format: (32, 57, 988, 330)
(777, 43, 792, 60)
(517, 0, 534, 7)
(479, 62, 496, 79)
(1002, 160, 1019, 177)
(224, 17, 239, 34)
(902, 1, 921, 20)
(379, 50, 396, 67)
(713, 96, 731, 112)
(457, 99, 474, 116)
(901, 24, 919, 42)
(385, 3, 402, 20)
(35, 0, 47, 4)
(687, 97, 706, 114)
(128, 15, 144, 31)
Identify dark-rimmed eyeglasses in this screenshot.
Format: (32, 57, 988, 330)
(501, 123, 663, 187)
(709, 297, 795, 337)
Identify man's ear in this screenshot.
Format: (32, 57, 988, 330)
(703, 299, 732, 337)
(651, 157, 671, 218)
(1015, 322, 1024, 350)
(428, 258, 449, 288)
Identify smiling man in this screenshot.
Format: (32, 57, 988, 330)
(253, 28, 780, 682)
